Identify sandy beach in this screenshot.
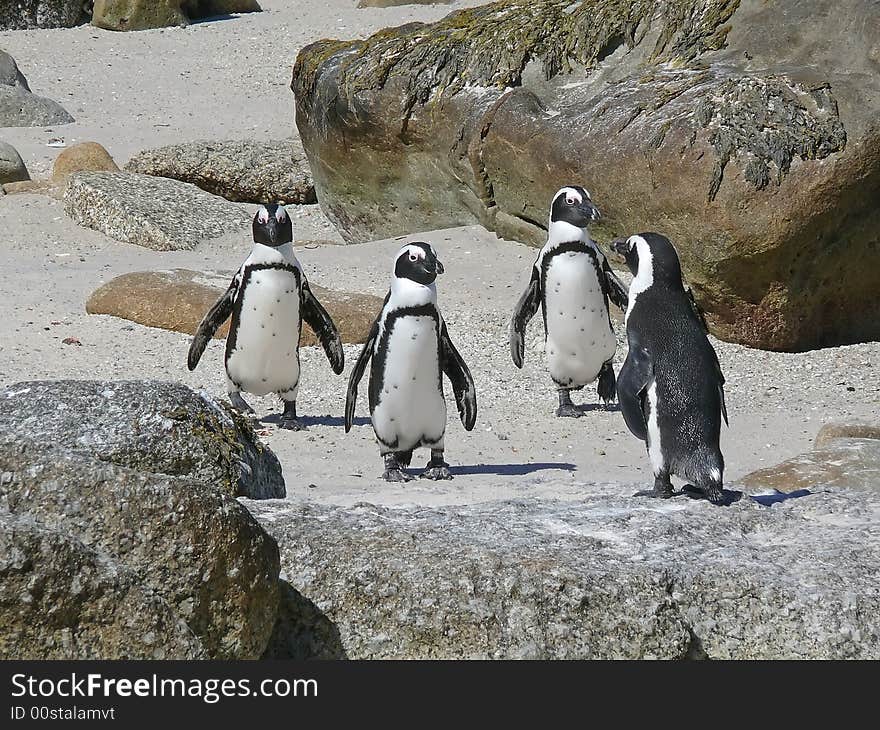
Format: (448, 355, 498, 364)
(1, 0, 878, 510)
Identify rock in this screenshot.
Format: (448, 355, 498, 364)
(0, 85, 74, 127)
(85, 268, 384, 346)
(63, 171, 250, 250)
(52, 141, 119, 185)
(126, 138, 315, 204)
(0, 0, 90, 30)
(2, 179, 55, 196)
(92, 0, 260, 31)
(293, 0, 880, 351)
(0, 141, 29, 185)
(0, 511, 207, 660)
(814, 420, 880, 449)
(740, 437, 880, 493)
(0, 436, 280, 659)
(0, 50, 30, 90)
(248, 480, 880, 659)
(0, 380, 285, 500)
(358, 1, 451, 7)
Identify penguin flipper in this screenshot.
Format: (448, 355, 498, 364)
(618, 345, 652, 442)
(509, 267, 541, 368)
(344, 303, 383, 433)
(440, 320, 477, 431)
(688, 288, 729, 426)
(686, 288, 710, 333)
(301, 279, 345, 375)
(602, 256, 629, 311)
(187, 274, 238, 371)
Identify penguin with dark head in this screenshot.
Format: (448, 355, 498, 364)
(510, 185, 627, 417)
(187, 203, 344, 429)
(612, 232, 731, 505)
(345, 241, 476, 482)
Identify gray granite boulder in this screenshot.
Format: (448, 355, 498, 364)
(63, 171, 250, 250)
(293, 0, 880, 351)
(126, 138, 315, 204)
(248, 479, 880, 658)
(0, 141, 29, 184)
(0, 0, 90, 30)
(0, 511, 206, 660)
(0, 50, 74, 126)
(0, 380, 285, 500)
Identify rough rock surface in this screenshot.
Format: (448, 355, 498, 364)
(358, 1, 451, 7)
(0, 0, 89, 30)
(52, 141, 119, 184)
(0, 511, 207, 660)
(0, 51, 74, 127)
(0, 141, 29, 184)
(249, 478, 880, 659)
(92, 0, 261, 31)
(293, 0, 880, 351)
(63, 171, 251, 250)
(0, 380, 285, 500)
(125, 138, 315, 204)
(85, 269, 384, 346)
(0, 380, 284, 659)
(814, 420, 880, 449)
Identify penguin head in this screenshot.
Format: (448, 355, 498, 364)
(394, 242, 444, 286)
(612, 232, 683, 284)
(253, 204, 293, 247)
(549, 186, 601, 229)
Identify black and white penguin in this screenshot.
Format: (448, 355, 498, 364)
(345, 242, 477, 482)
(187, 203, 344, 430)
(612, 232, 729, 505)
(509, 185, 628, 417)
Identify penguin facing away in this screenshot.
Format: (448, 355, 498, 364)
(612, 232, 729, 505)
(345, 242, 477, 482)
(510, 185, 628, 417)
(188, 203, 344, 430)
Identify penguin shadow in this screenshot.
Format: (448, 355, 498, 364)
(576, 403, 620, 414)
(259, 414, 371, 428)
(748, 488, 813, 507)
(449, 462, 577, 477)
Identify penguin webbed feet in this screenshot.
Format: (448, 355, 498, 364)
(634, 473, 674, 499)
(229, 392, 256, 416)
(682, 483, 740, 507)
(382, 453, 414, 482)
(279, 399, 307, 431)
(556, 389, 583, 418)
(420, 450, 453, 481)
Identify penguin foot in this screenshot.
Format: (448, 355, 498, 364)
(229, 392, 255, 415)
(683, 483, 731, 506)
(420, 464, 453, 481)
(634, 474, 674, 499)
(382, 467, 414, 482)
(279, 418, 307, 432)
(555, 404, 583, 418)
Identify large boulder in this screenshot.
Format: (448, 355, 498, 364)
(0, 141, 29, 185)
(0, 512, 206, 660)
(249, 478, 880, 659)
(63, 171, 251, 250)
(0, 0, 90, 30)
(85, 269, 384, 346)
(126, 139, 315, 204)
(0, 380, 285, 500)
(0, 51, 74, 127)
(0, 380, 284, 659)
(293, 0, 880, 351)
(91, 0, 260, 31)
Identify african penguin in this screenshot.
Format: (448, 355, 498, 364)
(510, 185, 628, 417)
(345, 242, 477, 482)
(187, 203, 344, 430)
(612, 232, 729, 505)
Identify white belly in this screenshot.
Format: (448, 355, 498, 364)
(226, 268, 301, 396)
(372, 315, 446, 452)
(544, 251, 616, 388)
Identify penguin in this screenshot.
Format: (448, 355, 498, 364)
(187, 203, 344, 430)
(344, 242, 477, 482)
(509, 185, 628, 417)
(611, 232, 729, 505)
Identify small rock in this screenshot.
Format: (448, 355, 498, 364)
(52, 141, 119, 185)
(61, 337, 81, 346)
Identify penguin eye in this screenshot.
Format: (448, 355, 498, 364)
(408, 253, 418, 262)
(566, 197, 576, 205)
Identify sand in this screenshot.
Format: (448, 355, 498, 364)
(1, 0, 877, 508)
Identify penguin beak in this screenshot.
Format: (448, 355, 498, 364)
(435, 258, 444, 275)
(611, 237, 629, 255)
(580, 201, 601, 222)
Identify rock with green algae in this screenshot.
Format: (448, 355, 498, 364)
(292, 0, 880, 351)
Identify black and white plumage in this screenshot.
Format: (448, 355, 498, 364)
(187, 203, 344, 430)
(509, 185, 628, 417)
(345, 242, 477, 482)
(612, 232, 729, 505)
